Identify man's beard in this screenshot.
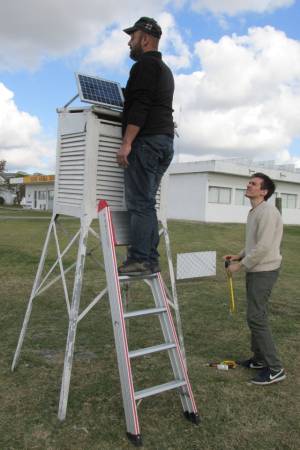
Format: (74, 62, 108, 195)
(130, 46, 143, 61)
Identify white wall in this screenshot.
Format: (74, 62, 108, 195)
(206, 203, 249, 223)
(166, 172, 207, 220)
(25, 185, 34, 208)
(282, 209, 300, 224)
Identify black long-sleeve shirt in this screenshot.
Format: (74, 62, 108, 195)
(122, 51, 174, 137)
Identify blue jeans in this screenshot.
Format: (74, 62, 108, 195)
(124, 134, 174, 265)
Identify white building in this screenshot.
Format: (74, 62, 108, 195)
(10, 175, 55, 210)
(167, 160, 300, 225)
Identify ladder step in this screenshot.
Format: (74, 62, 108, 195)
(119, 273, 157, 282)
(123, 307, 166, 319)
(129, 343, 176, 359)
(135, 380, 187, 400)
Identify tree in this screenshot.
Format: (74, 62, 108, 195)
(0, 160, 6, 172)
(15, 184, 25, 205)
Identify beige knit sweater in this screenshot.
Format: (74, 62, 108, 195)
(239, 201, 283, 272)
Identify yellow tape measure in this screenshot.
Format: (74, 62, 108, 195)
(225, 260, 236, 313)
(209, 360, 237, 369)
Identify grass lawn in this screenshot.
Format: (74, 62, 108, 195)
(0, 205, 52, 218)
(0, 212, 299, 450)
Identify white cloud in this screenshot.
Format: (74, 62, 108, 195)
(0, 0, 169, 71)
(190, 0, 294, 16)
(83, 28, 129, 72)
(174, 26, 300, 162)
(83, 12, 192, 73)
(159, 13, 192, 70)
(0, 83, 55, 173)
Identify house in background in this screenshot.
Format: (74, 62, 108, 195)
(167, 159, 300, 225)
(10, 175, 55, 210)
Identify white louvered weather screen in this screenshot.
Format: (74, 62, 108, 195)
(54, 107, 165, 223)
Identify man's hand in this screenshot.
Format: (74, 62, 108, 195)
(116, 124, 140, 168)
(227, 262, 242, 273)
(117, 143, 131, 168)
(223, 255, 243, 274)
(223, 254, 240, 261)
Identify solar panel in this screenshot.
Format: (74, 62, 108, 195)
(75, 73, 124, 110)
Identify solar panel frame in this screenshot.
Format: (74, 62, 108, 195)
(75, 72, 124, 110)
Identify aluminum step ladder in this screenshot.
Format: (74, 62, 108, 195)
(98, 200, 200, 446)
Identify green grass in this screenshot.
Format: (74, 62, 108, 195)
(0, 214, 299, 450)
(0, 205, 52, 217)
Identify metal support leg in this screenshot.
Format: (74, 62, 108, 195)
(161, 220, 186, 362)
(58, 215, 91, 421)
(11, 215, 57, 371)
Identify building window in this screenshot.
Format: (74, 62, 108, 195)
(48, 190, 54, 200)
(38, 191, 46, 200)
(235, 189, 250, 206)
(281, 193, 297, 209)
(208, 186, 232, 204)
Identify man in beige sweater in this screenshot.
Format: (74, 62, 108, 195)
(224, 172, 286, 385)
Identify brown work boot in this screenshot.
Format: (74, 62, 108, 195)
(150, 262, 161, 273)
(118, 260, 152, 276)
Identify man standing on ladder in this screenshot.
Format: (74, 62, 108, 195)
(117, 17, 174, 276)
(224, 173, 286, 385)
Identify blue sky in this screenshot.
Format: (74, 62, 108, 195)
(1, 0, 300, 173)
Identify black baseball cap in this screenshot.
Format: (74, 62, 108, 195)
(123, 17, 162, 39)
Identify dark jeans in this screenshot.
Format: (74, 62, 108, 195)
(246, 270, 282, 371)
(124, 134, 174, 265)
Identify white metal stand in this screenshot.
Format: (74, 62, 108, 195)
(11, 205, 196, 439)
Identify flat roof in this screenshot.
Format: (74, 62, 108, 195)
(169, 160, 300, 184)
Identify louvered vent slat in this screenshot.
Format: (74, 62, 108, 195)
(96, 122, 125, 209)
(57, 131, 85, 206)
